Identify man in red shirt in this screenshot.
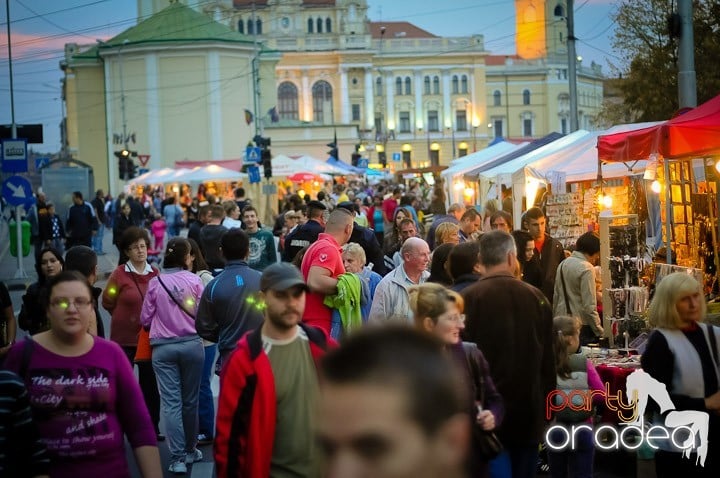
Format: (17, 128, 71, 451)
(300, 208, 355, 333)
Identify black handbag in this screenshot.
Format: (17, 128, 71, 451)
(462, 343, 503, 460)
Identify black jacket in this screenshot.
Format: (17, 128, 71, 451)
(536, 233, 565, 305)
(66, 203, 97, 239)
(282, 219, 323, 262)
(113, 213, 134, 245)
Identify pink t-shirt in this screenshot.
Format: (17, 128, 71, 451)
(301, 233, 345, 333)
(382, 197, 398, 223)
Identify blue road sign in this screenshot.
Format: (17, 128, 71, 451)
(2, 139, 28, 173)
(392, 152, 401, 162)
(139, 168, 149, 175)
(248, 165, 261, 184)
(246, 146, 262, 163)
(35, 156, 50, 170)
(2, 175, 34, 208)
(358, 158, 369, 169)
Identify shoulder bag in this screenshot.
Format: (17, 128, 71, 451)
(156, 275, 196, 320)
(462, 342, 503, 460)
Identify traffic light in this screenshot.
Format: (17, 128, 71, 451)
(128, 160, 138, 179)
(262, 149, 272, 179)
(351, 152, 361, 167)
(327, 142, 338, 160)
(378, 151, 387, 168)
(115, 149, 131, 180)
(253, 135, 271, 149)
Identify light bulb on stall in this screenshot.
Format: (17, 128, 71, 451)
(601, 195, 613, 209)
(464, 187, 475, 197)
(651, 180, 661, 194)
(454, 181, 464, 191)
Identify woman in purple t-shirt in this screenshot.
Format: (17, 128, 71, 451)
(4, 271, 162, 478)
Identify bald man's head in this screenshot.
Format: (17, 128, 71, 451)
(325, 208, 355, 245)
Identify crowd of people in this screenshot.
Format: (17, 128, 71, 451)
(0, 177, 719, 478)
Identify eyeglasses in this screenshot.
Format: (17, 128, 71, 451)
(447, 314, 466, 324)
(51, 297, 93, 310)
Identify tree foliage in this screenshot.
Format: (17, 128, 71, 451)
(600, 0, 720, 124)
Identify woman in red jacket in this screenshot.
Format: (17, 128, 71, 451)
(102, 226, 162, 440)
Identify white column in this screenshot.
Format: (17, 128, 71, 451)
(442, 70, 452, 128)
(103, 58, 118, 195)
(208, 51, 223, 160)
(145, 53, 161, 169)
(340, 67, 350, 124)
(385, 71, 394, 130)
(414, 70, 423, 129)
(302, 71, 311, 121)
(364, 68, 374, 129)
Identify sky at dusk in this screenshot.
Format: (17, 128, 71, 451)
(0, 0, 619, 153)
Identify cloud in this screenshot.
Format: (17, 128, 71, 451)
(0, 31, 96, 61)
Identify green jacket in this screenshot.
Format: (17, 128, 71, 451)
(324, 273, 362, 334)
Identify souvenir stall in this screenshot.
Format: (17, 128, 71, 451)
(440, 141, 525, 207)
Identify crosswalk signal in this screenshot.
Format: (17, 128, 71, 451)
(262, 149, 272, 179)
(351, 152, 361, 167)
(378, 151, 387, 168)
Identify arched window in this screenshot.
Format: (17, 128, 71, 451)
(312, 80, 333, 123)
(317, 18, 323, 33)
(432, 76, 440, 94)
(247, 19, 254, 35)
(277, 82, 299, 120)
(238, 19, 244, 34)
(376, 77, 382, 96)
(308, 18, 314, 33)
(256, 19, 262, 35)
(493, 90, 502, 106)
(523, 89, 531, 105)
(554, 4, 565, 17)
(395, 77, 403, 96)
(404, 77, 411, 95)
(326, 18, 332, 33)
(424, 76, 431, 95)
(452, 75, 459, 94)
(461, 75, 468, 93)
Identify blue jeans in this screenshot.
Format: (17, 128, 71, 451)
(547, 427, 594, 478)
(199, 343, 217, 438)
(152, 337, 204, 462)
(92, 224, 105, 253)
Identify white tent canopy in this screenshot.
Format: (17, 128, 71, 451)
(440, 141, 527, 206)
(178, 165, 247, 183)
(128, 167, 177, 185)
(270, 154, 346, 177)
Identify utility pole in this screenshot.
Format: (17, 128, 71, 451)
(677, 0, 697, 108)
(251, 1, 262, 137)
(567, 0, 579, 132)
(118, 39, 129, 154)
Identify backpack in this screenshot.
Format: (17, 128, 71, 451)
(552, 354, 595, 423)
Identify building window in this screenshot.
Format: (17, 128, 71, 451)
(430, 149, 439, 167)
(456, 110, 467, 131)
(561, 117, 568, 134)
(312, 80, 333, 123)
(352, 104, 361, 121)
(461, 75, 468, 93)
(247, 19, 254, 35)
(554, 4, 565, 17)
(452, 75, 459, 94)
(375, 114, 383, 133)
(308, 18, 313, 33)
(277, 82, 299, 120)
(238, 19, 244, 34)
(557, 69, 567, 80)
(433, 76, 440, 94)
(458, 146, 468, 157)
(494, 119, 503, 138)
(404, 77, 411, 95)
(493, 90, 502, 106)
(424, 76, 431, 95)
(428, 110, 439, 132)
(317, 18, 323, 33)
(399, 112, 411, 133)
(376, 77, 382, 96)
(326, 18, 332, 33)
(403, 150, 412, 168)
(396, 77, 403, 96)
(523, 89, 531, 105)
(256, 19, 262, 34)
(523, 118, 532, 136)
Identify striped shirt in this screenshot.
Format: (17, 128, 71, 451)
(0, 370, 50, 477)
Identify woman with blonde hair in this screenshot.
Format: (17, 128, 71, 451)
(409, 283, 503, 478)
(435, 222, 460, 247)
(641, 272, 720, 476)
(483, 199, 499, 232)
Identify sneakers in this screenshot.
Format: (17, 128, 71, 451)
(197, 433, 213, 446)
(185, 448, 203, 464)
(168, 460, 187, 475)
